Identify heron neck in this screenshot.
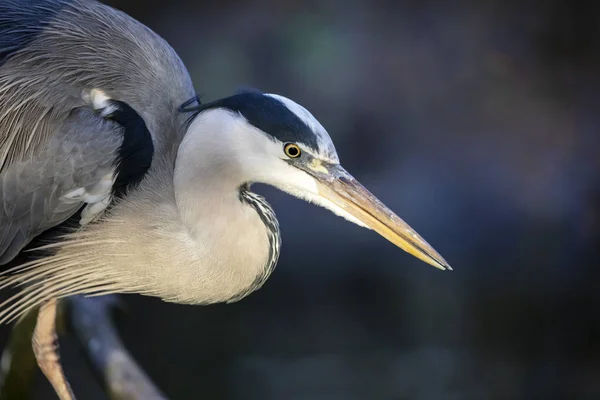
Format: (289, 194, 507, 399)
(173, 110, 258, 232)
(172, 121, 262, 241)
(173, 168, 251, 234)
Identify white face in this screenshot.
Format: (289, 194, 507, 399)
(181, 92, 451, 270)
(184, 105, 367, 227)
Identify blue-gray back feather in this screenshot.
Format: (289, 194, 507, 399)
(0, 0, 195, 264)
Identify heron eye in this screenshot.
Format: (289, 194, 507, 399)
(284, 143, 301, 158)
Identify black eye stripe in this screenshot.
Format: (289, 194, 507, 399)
(181, 91, 320, 152)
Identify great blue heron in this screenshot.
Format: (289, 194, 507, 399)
(0, 0, 451, 398)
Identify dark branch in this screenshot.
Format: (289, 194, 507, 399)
(69, 295, 168, 400)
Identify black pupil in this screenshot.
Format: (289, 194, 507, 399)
(287, 146, 299, 156)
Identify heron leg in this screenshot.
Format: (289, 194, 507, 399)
(32, 298, 75, 400)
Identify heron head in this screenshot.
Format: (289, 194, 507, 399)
(180, 90, 450, 270)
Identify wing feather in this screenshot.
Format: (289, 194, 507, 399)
(0, 108, 123, 264)
(0, 0, 193, 265)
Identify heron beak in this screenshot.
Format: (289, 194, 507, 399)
(310, 163, 451, 270)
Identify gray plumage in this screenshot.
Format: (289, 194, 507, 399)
(0, 109, 119, 263)
(0, 0, 289, 323)
(0, 0, 450, 329)
(0, 2, 452, 398)
(0, 0, 193, 265)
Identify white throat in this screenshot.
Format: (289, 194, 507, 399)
(172, 110, 274, 301)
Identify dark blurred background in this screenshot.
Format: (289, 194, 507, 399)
(7, 0, 600, 398)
